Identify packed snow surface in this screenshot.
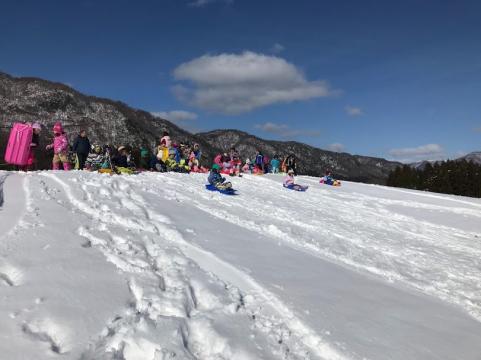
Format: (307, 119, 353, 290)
(1, 170, 481, 360)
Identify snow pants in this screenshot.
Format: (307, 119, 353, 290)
(53, 152, 71, 170)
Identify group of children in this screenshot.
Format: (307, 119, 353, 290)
(8, 122, 340, 191)
(212, 150, 298, 177)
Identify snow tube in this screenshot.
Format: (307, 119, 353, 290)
(4, 123, 33, 166)
(205, 184, 237, 195)
(283, 184, 308, 192)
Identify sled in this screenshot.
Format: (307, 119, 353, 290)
(320, 179, 341, 187)
(283, 184, 308, 192)
(4, 123, 33, 166)
(205, 184, 238, 195)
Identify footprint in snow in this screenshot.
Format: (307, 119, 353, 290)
(0, 264, 24, 287)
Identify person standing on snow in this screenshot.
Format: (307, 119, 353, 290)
(72, 129, 91, 170)
(285, 154, 297, 175)
(46, 122, 71, 170)
(270, 155, 281, 173)
(24, 122, 42, 171)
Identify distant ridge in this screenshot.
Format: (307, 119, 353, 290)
(1, 71, 402, 183)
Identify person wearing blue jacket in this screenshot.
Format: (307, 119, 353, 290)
(208, 164, 232, 190)
(72, 130, 91, 170)
(270, 156, 281, 173)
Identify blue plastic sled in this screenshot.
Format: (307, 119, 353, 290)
(283, 184, 308, 192)
(205, 184, 238, 195)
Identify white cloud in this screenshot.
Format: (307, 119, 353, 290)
(188, 0, 232, 7)
(172, 51, 337, 114)
(254, 122, 321, 139)
(151, 110, 198, 122)
(345, 105, 363, 116)
(326, 143, 345, 152)
(270, 43, 285, 54)
(389, 144, 445, 162)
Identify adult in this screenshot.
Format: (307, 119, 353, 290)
(255, 150, 264, 172)
(285, 154, 297, 175)
(72, 130, 91, 170)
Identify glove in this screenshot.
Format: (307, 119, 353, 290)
(46, 144, 53, 150)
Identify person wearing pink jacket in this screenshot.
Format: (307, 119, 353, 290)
(283, 169, 308, 191)
(46, 122, 71, 170)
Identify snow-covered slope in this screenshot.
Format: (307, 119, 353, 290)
(1, 171, 481, 360)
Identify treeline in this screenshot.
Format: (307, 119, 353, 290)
(387, 160, 481, 198)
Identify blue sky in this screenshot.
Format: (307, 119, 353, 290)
(1, 0, 480, 162)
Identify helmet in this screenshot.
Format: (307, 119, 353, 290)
(118, 146, 126, 152)
(212, 164, 221, 170)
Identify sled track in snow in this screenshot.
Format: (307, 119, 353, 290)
(0, 172, 7, 208)
(42, 172, 350, 360)
(150, 173, 481, 323)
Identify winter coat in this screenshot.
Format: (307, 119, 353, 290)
(283, 175, 295, 186)
(73, 136, 91, 155)
(193, 149, 202, 160)
(255, 154, 264, 165)
(48, 133, 69, 154)
(271, 159, 280, 169)
(112, 154, 131, 168)
(208, 171, 225, 185)
(85, 153, 106, 170)
(286, 156, 296, 168)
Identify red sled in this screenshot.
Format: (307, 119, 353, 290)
(4, 123, 33, 166)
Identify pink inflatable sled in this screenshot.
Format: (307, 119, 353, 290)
(4, 123, 33, 166)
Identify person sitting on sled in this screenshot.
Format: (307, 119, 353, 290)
(283, 169, 306, 191)
(320, 169, 335, 185)
(112, 146, 135, 168)
(85, 144, 106, 171)
(208, 164, 232, 190)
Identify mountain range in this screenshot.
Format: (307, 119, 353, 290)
(0, 71, 451, 184)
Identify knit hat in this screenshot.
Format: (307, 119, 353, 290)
(32, 122, 42, 130)
(288, 169, 294, 174)
(212, 164, 221, 170)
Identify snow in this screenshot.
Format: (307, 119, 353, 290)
(1, 170, 481, 360)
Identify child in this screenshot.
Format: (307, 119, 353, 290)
(242, 158, 251, 173)
(230, 149, 242, 176)
(25, 122, 41, 170)
(160, 131, 172, 148)
(270, 156, 280, 174)
(85, 145, 105, 171)
(46, 122, 71, 170)
(139, 146, 150, 169)
(208, 164, 232, 190)
(283, 169, 306, 191)
(112, 146, 135, 168)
